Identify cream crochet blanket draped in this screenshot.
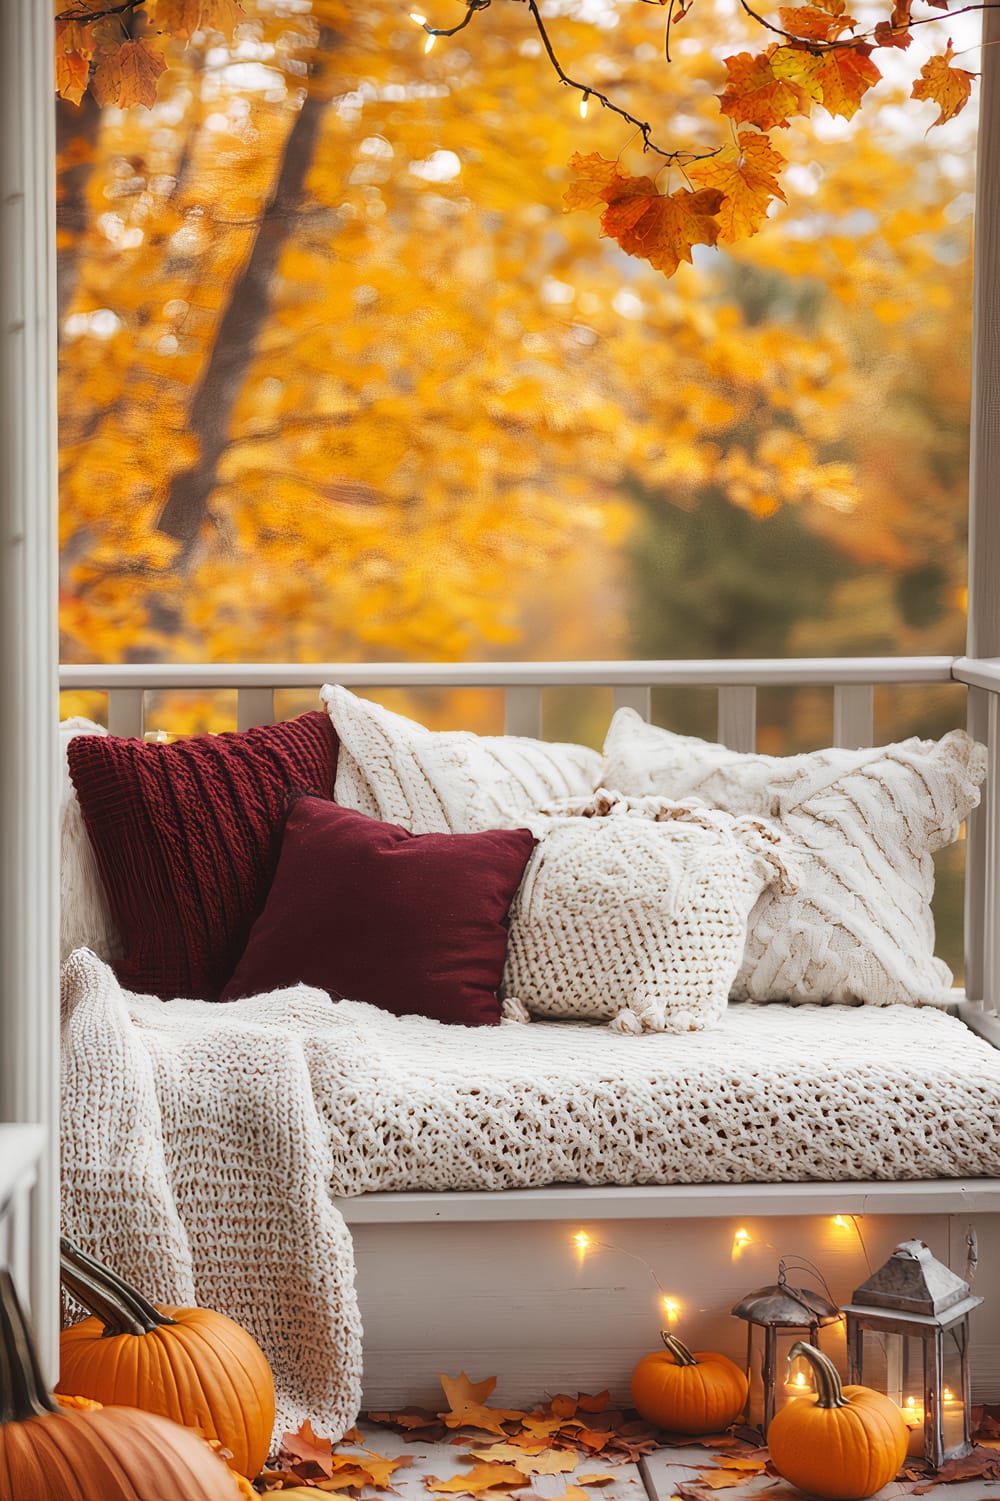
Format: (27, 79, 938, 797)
(59, 947, 365, 1442)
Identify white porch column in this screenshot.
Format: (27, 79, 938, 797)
(964, 4, 1000, 1007)
(0, 0, 60, 1370)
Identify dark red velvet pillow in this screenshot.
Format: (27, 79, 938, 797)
(68, 713, 338, 1001)
(221, 797, 536, 1026)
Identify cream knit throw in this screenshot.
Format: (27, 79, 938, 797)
(60, 948, 364, 1443)
(504, 792, 797, 1032)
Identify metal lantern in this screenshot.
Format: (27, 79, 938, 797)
(732, 1262, 841, 1432)
(841, 1239, 982, 1469)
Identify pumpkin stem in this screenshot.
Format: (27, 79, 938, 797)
(786, 1340, 850, 1410)
(60, 1238, 176, 1337)
(659, 1333, 699, 1366)
(0, 1268, 59, 1422)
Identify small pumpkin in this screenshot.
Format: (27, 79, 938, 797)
(630, 1332, 749, 1434)
(767, 1341, 908, 1500)
(0, 1266, 241, 1501)
(58, 1238, 275, 1480)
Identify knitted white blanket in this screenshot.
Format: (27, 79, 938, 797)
(60, 948, 364, 1442)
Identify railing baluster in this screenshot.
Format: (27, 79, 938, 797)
(833, 684, 874, 749)
(504, 686, 543, 738)
(107, 689, 143, 738)
(717, 686, 756, 752)
(613, 686, 652, 722)
(237, 687, 276, 731)
(964, 685, 990, 1005)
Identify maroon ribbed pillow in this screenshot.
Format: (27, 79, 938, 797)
(221, 797, 536, 1025)
(67, 713, 338, 1000)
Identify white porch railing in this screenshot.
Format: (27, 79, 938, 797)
(60, 653, 1000, 1041)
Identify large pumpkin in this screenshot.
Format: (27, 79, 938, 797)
(767, 1341, 908, 1500)
(0, 1267, 241, 1501)
(631, 1333, 748, 1433)
(58, 1238, 275, 1480)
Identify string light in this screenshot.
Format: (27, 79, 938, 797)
(731, 1226, 752, 1260)
(661, 1295, 681, 1325)
(573, 1230, 591, 1256)
(579, 91, 590, 119)
(424, 31, 437, 52)
(409, 10, 428, 21)
(832, 1215, 850, 1230)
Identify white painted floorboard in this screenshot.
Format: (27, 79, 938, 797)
(346, 1421, 648, 1501)
(641, 1444, 999, 1501)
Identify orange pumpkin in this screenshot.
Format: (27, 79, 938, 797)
(58, 1238, 275, 1480)
(631, 1333, 749, 1433)
(0, 1266, 241, 1501)
(767, 1341, 908, 1500)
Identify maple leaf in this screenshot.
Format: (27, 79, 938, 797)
(572, 1428, 615, 1453)
(54, 20, 96, 105)
(576, 1475, 618, 1486)
(428, 1464, 529, 1495)
(812, 43, 881, 120)
(778, 6, 855, 40)
(282, 1419, 334, 1472)
(602, 184, 725, 277)
(718, 47, 816, 128)
(88, 49, 123, 107)
(575, 1394, 611, 1414)
(563, 154, 629, 213)
(688, 131, 786, 242)
(440, 1373, 527, 1435)
(911, 46, 977, 127)
(116, 40, 167, 109)
(472, 1444, 581, 1476)
(873, 21, 913, 49)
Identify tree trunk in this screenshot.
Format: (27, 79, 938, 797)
(156, 37, 334, 560)
(56, 93, 102, 328)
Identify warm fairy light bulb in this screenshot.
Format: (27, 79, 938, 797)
(661, 1295, 680, 1324)
(832, 1215, 851, 1230)
(731, 1227, 751, 1259)
(573, 1231, 590, 1251)
(424, 31, 436, 51)
(409, 10, 428, 21)
(579, 93, 590, 119)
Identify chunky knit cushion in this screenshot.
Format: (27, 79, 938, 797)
(601, 710, 988, 1006)
(504, 792, 795, 1033)
(321, 684, 601, 833)
(68, 712, 338, 1000)
(60, 718, 122, 965)
(222, 797, 536, 1025)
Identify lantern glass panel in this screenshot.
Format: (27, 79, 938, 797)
(858, 1329, 925, 1455)
(745, 1326, 825, 1430)
(941, 1326, 967, 1455)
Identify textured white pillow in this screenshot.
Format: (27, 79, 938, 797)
(321, 685, 601, 833)
(601, 710, 987, 1006)
(504, 791, 796, 1033)
(59, 718, 122, 965)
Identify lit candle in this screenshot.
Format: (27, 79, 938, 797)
(942, 1387, 964, 1451)
(903, 1395, 925, 1457)
(784, 1370, 815, 1401)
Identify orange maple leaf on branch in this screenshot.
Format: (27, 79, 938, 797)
(565, 153, 725, 275)
(911, 44, 978, 126)
(687, 131, 786, 241)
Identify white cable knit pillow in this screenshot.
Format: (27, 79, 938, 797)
(60, 718, 122, 965)
(504, 791, 796, 1033)
(601, 710, 987, 1006)
(321, 685, 601, 833)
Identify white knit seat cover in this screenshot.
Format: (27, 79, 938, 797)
(504, 791, 796, 1032)
(601, 713, 987, 1006)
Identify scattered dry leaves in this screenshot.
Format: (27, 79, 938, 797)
(471, 1445, 581, 1476)
(910, 1443, 1000, 1493)
(439, 1374, 528, 1436)
(427, 1464, 529, 1495)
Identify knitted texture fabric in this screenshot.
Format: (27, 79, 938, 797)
(67, 711, 339, 1000)
(60, 948, 364, 1443)
(601, 712, 987, 1006)
(503, 792, 796, 1032)
(322, 684, 601, 833)
(60, 949, 1000, 1436)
